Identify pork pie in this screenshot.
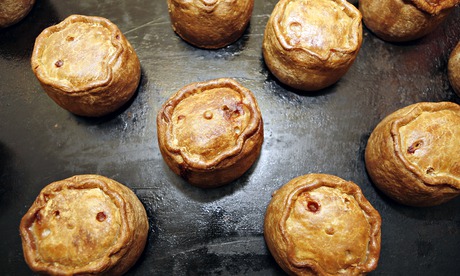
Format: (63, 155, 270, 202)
(365, 102, 460, 206)
(448, 42, 460, 96)
(264, 174, 381, 275)
(167, 0, 254, 49)
(20, 175, 149, 275)
(0, 0, 35, 28)
(157, 78, 263, 188)
(262, 0, 362, 91)
(31, 15, 141, 117)
(360, 0, 459, 42)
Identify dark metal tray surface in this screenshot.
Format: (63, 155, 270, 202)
(1, 1, 459, 275)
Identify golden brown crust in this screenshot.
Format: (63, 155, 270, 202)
(264, 174, 381, 276)
(365, 102, 460, 206)
(359, 0, 458, 42)
(31, 15, 141, 117)
(157, 78, 263, 188)
(19, 175, 149, 276)
(0, 0, 35, 28)
(167, 0, 254, 49)
(411, 0, 459, 14)
(448, 42, 460, 96)
(262, 0, 362, 91)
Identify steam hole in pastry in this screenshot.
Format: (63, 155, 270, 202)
(345, 250, 353, 261)
(232, 109, 241, 118)
(407, 140, 423, 154)
(66, 36, 74, 42)
(343, 198, 351, 211)
(204, 111, 213, 120)
(96, 212, 107, 222)
(426, 167, 435, 175)
(177, 115, 185, 123)
(116, 34, 120, 40)
(289, 22, 302, 37)
(234, 126, 241, 135)
(222, 105, 230, 112)
(44, 194, 50, 202)
(325, 227, 335, 235)
(306, 201, 320, 212)
(55, 60, 64, 68)
(53, 210, 60, 218)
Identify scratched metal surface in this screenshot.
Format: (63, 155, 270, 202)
(1, 0, 459, 275)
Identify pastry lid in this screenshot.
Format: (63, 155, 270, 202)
(158, 78, 262, 170)
(391, 102, 460, 189)
(277, 174, 381, 275)
(272, 0, 362, 61)
(411, 0, 459, 15)
(19, 175, 132, 275)
(31, 15, 125, 94)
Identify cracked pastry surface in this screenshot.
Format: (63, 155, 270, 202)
(20, 175, 149, 276)
(365, 102, 460, 206)
(31, 15, 141, 117)
(157, 78, 263, 188)
(264, 174, 381, 276)
(167, 0, 254, 49)
(262, 0, 362, 91)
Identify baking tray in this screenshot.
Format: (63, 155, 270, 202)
(1, 0, 459, 275)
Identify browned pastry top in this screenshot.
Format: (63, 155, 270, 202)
(266, 174, 381, 275)
(32, 15, 126, 93)
(167, 0, 254, 49)
(273, 0, 362, 60)
(20, 175, 147, 275)
(26, 187, 122, 267)
(392, 103, 460, 189)
(411, 0, 459, 15)
(159, 78, 262, 170)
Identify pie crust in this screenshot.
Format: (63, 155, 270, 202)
(359, 0, 459, 42)
(20, 175, 149, 275)
(448, 42, 460, 96)
(264, 174, 381, 275)
(167, 0, 254, 49)
(157, 78, 264, 188)
(365, 102, 460, 206)
(0, 0, 35, 28)
(31, 15, 141, 117)
(262, 0, 362, 91)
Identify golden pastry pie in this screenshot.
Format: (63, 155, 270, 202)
(31, 15, 141, 117)
(0, 0, 35, 28)
(157, 78, 264, 188)
(167, 0, 254, 49)
(360, 0, 459, 42)
(448, 42, 460, 96)
(20, 175, 149, 276)
(365, 102, 460, 206)
(264, 174, 381, 275)
(262, 0, 362, 91)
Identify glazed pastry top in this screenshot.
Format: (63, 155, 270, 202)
(392, 104, 460, 187)
(274, 0, 361, 59)
(28, 187, 122, 267)
(284, 186, 371, 274)
(32, 15, 124, 93)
